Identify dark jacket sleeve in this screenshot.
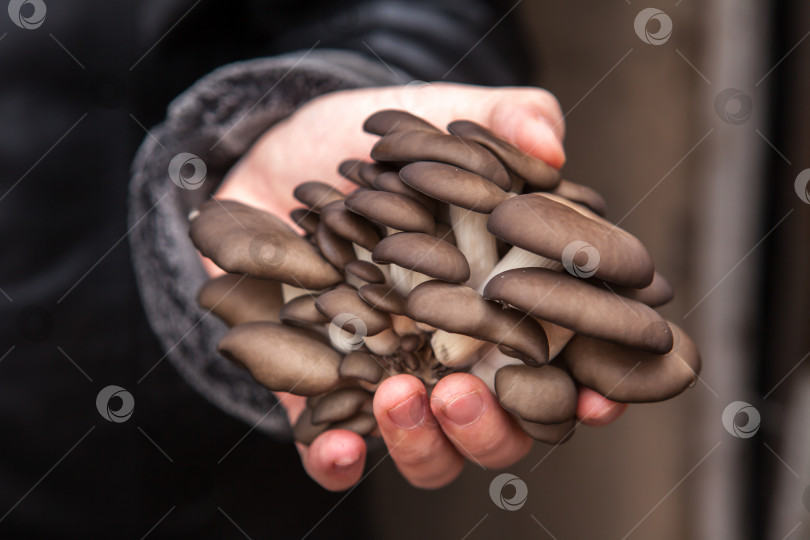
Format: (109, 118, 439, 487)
(128, 1, 530, 439)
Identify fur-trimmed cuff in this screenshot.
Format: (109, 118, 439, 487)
(128, 50, 404, 438)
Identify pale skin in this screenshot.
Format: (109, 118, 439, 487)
(209, 83, 627, 491)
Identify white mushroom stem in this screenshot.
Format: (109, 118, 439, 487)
(477, 246, 562, 294)
(449, 206, 499, 290)
(468, 344, 523, 394)
(430, 331, 484, 368)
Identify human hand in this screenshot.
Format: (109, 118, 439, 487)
(214, 83, 627, 491)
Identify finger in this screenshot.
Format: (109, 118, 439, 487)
(277, 392, 366, 491)
(430, 373, 532, 469)
(488, 97, 567, 169)
(576, 386, 629, 427)
(373, 375, 464, 489)
(297, 430, 367, 491)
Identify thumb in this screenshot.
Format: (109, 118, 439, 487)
(487, 96, 566, 169)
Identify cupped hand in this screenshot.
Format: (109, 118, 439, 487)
(214, 82, 626, 491)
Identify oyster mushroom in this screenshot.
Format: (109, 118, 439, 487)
(198, 274, 283, 327)
(190, 108, 702, 447)
(218, 322, 341, 395)
(189, 200, 342, 290)
(561, 322, 701, 402)
(483, 267, 673, 354)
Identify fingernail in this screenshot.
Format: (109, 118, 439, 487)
(440, 391, 484, 426)
(387, 393, 425, 429)
(333, 454, 361, 473)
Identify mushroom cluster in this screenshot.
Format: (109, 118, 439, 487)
(189, 109, 701, 445)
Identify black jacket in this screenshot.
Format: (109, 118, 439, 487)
(1, 1, 529, 537)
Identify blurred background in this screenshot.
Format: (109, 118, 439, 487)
(365, 1, 810, 539)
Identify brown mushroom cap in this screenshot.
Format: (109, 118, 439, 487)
(279, 294, 330, 326)
(372, 171, 438, 214)
(290, 208, 319, 235)
(218, 322, 341, 395)
(595, 271, 674, 308)
(319, 200, 381, 251)
(447, 120, 561, 189)
(494, 364, 577, 424)
(371, 130, 511, 190)
(345, 190, 436, 235)
(330, 412, 378, 436)
(197, 274, 283, 327)
(293, 408, 330, 445)
(345, 260, 386, 284)
(315, 287, 392, 336)
(483, 268, 673, 354)
(363, 109, 441, 135)
(358, 161, 395, 185)
(515, 416, 576, 445)
(372, 232, 471, 284)
(293, 181, 345, 211)
(337, 159, 372, 188)
(315, 221, 356, 271)
(311, 387, 372, 425)
(487, 193, 654, 288)
(547, 179, 608, 217)
(339, 351, 385, 383)
(357, 283, 406, 315)
(399, 161, 509, 213)
(189, 200, 343, 290)
(561, 322, 701, 403)
(406, 281, 549, 367)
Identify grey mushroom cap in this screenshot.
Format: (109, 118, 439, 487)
(345, 260, 386, 284)
(330, 412, 378, 436)
(189, 200, 343, 290)
(406, 281, 549, 367)
(548, 179, 608, 217)
(447, 120, 561, 190)
(218, 322, 341, 396)
(363, 109, 441, 136)
(315, 286, 392, 336)
(315, 221, 356, 270)
(594, 271, 674, 308)
(197, 274, 283, 327)
(279, 294, 330, 326)
(372, 232, 471, 283)
(561, 322, 701, 403)
(515, 416, 576, 445)
(399, 161, 509, 213)
(290, 208, 319, 235)
(293, 408, 330, 445)
(483, 267, 673, 354)
(494, 364, 577, 424)
(345, 190, 436, 235)
(337, 159, 372, 188)
(311, 387, 372, 425)
(339, 351, 385, 383)
(372, 171, 438, 214)
(293, 181, 345, 211)
(319, 200, 381, 251)
(357, 283, 406, 315)
(371, 130, 511, 190)
(358, 161, 394, 185)
(487, 193, 655, 288)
